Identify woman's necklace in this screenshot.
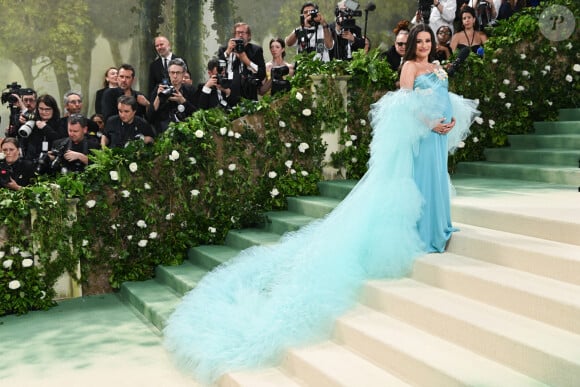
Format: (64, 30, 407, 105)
(463, 29, 476, 47)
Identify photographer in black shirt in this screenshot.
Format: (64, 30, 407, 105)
(0, 137, 34, 191)
(330, 0, 366, 60)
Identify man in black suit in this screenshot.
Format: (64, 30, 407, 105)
(101, 64, 150, 122)
(329, 0, 366, 60)
(217, 22, 266, 106)
(193, 58, 234, 110)
(148, 36, 182, 96)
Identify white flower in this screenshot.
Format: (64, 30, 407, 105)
(219, 127, 228, 135)
(234, 132, 241, 139)
(109, 171, 119, 181)
(298, 142, 310, 153)
(189, 157, 197, 165)
(345, 140, 353, 147)
(138, 239, 148, 247)
(165, 213, 175, 220)
(473, 137, 479, 143)
(551, 46, 557, 52)
(0, 251, 4, 259)
(474, 116, 484, 125)
(111, 224, 118, 230)
(350, 135, 357, 141)
(295, 92, 303, 101)
(503, 79, 510, 85)
(284, 142, 292, 148)
(19, 251, 31, 258)
(351, 157, 358, 163)
(195, 130, 204, 138)
(270, 188, 279, 197)
(231, 216, 237, 223)
(137, 220, 147, 229)
(86, 200, 96, 208)
(169, 150, 180, 161)
(121, 190, 130, 198)
(505, 102, 512, 109)
(217, 169, 224, 176)
(522, 70, 529, 77)
(566, 42, 573, 50)
(488, 119, 495, 128)
(302, 108, 312, 117)
(491, 58, 498, 64)
(457, 141, 466, 148)
(544, 65, 551, 72)
(541, 70, 547, 76)
(8, 280, 20, 290)
(228, 163, 236, 171)
(40, 290, 46, 299)
(516, 85, 525, 92)
(228, 130, 234, 137)
(144, 182, 151, 190)
(82, 239, 89, 247)
(129, 162, 138, 173)
(520, 53, 526, 59)
(208, 227, 217, 233)
(279, 120, 286, 128)
(301, 171, 309, 176)
(127, 235, 133, 241)
(22, 258, 33, 268)
(359, 119, 366, 126)
(191, 189, 200, 197)
(498, 92, 506, 99)
(149, 232, 158, 239)
(573, 64, 580, 72)
(290, 169, 296, 174)
(565, 74, 573, 82)
(10, 247, 19, 254)
(3, 259, 13, 269)
(268, 171, 277, 178)
(285, 160, 293, 168)
(546, 100, 553, 106)
(527, 101, 533, 106)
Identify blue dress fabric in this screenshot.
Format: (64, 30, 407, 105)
(163, 71, 478, 384)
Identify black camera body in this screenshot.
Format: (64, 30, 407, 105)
(418, 0, 434, 24)
(1, 82, 23, 105)
(158, 85, 177, 103)
(0, 162, 13, 187)
(215, 59, 232, 88)
(233, 38, 245, 53)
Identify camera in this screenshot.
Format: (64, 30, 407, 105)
(417, 0, 434, 24)
(309, 9, 319, 20)
(18, 120, 36, 138)
(48, 140, 71, 173)
(233, 38, 245, 53)
(1, 82, 22, 105)
(271, 66, 290, 81)
(335, 0, 362, 32)
(216, 60, 232, 88)
(158, 84, 176, 103)
(0, 162, 13, 187)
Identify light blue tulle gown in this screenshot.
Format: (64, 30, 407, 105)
(164, 70, 479, 385)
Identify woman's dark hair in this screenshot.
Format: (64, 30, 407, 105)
(459, 6, 479, 31)
(35, 94, 61, 120)
(269, 38, 286, 58)
(103, 67, 117, 88)
(402, 24, 437, 63)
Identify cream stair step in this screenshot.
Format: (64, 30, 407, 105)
(283, 340, 412, 387)
(220, 368, 303, 387)
(448, 223, 580, 286)
(413, 252, 580, 334)
(334, 305, 544, 387)
(362, 278, 580, 386)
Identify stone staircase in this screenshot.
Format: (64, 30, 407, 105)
(456, 108, 580, 187)
(120, 108, 580, 386)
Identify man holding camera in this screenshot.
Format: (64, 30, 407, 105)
(101, 95, 155, 148)
(415, 0, 457, 35)
(149, 58, 197, 134)
(217, 22, 266, 106)
(193, 58, 234, 110)
(329, 0, 366, 61)
(102, 64, 150, 122)
(49, 114, 99, 174)
(285, 2, 334, 62)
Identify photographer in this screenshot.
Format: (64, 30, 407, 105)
(1, 84, 36, 138)
(217, 22, 266, 105)
(259, 38, 295, 97)
(285, 2, 334, 62)
(329, 0, 366, 61)
(468, 0, 497, 29)
(193, 58, 234, 110)
(0, 138, 34, 191)
(149, 58, 197, 134)
(102, 95, 155, 148)
(414, 0, 457, 36)
(19, 94, 63, 163)
(48, 114, 99, 174)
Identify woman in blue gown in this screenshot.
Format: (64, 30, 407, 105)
(164, 24, 479, 385)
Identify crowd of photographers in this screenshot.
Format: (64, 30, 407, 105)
(0, 0, 532, 191)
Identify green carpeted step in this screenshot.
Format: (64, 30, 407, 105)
(559, 108, 580, 121)
(120, 280, 181, 331)
(262, 210, 317, 235)
(484, 148, 580, 167)
(534, 121, 580, 135)
(225, 228, 282, 250)
(155, 260, 207, 295)
(455, 162, 580, 185)
(317, 179, 357, 200)
(286, 195, 341, 218)
(188, 244, 240, 270)
(507, 134, 580, 149)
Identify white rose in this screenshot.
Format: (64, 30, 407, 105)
(8, 280, 20, 290)
(279, 121, 286, 128)
(359, 119, 366, 126)
(491, 58, 498, 64)
(228, 130, 234, 137)
(285, 160, 293, 168)
(498, 92, 506, 99)
(138, 239, 148, 248)
(302, 108, 312, 117)
(109, 171, 119, 181)
(473, 137, 479, 143)
(566, 42, 573, 50)
(22, 258, 33, 268)
(268, 171, 277, 178)
(541, 70, 547, 76)
(295, 92, 303, 101)
(82, 239, 89, 247)
(488, 119, 495, 128)
(0, 251, 4, 258)
(86, 200, 96, 208)
(351, 157, 358, 163)
(505, 102, 511, 109)
(290, 169, 296, 174)
(127, 235, 133, 241)
(457, 141, 466, 148)
(149, 232, 158, 239)
(547, 100, 553, 106)
(503, 79, 510, 85)
(137, 220, 147, 229)
(217, 169, 224, 176)
(10, 247, 19, 254)
(129, 162, 138, 173)
(195, 130, 204, 138)
(520, 53, 526, 59)
(166, 213, 175, 220)
(228, 163, 236, 171)
(169, 150, 180, 161)
(516, 85, 525, 92)
(298, 142, 310, 153)
(208, 227, 216, 233)
(270, 188, 279, 197)
(345, 140, 353, 147)
(189, 157, 197, 165)
(474, 116, 484, 125)
(111, 224, 118, 230)
(522, 70, 529, 77)
(234, 132, 241, 139)
(144, 183, 151, 190)
(191, 189, 200, 197)
(301, 170, 309, 176)
(544, 65, 551, 71)
(573, 64, 580, 72)
(284, 142, 292, 148)
(565, 74, 573, 82)
(350, 135, 357, 141)
(527, 101, 533, 106)
(219, 127, 228, 135)
(3, 259, 13, 269)
(121, 190, 130, 198)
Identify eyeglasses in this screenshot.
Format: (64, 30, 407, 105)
(396, 42, 407, 47)
(169, 71, 183, 75)
(38, 107, 53, 111)
(68, 99, 82, 105)
(235, 30, 248, 35)
(22, 98, 36, 103)
(438, 30, 451, 35)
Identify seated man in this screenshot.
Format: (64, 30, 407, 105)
(49, 114, 99, 174)
(193, 58, 234, 110)
(102, 95, 155, 148)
